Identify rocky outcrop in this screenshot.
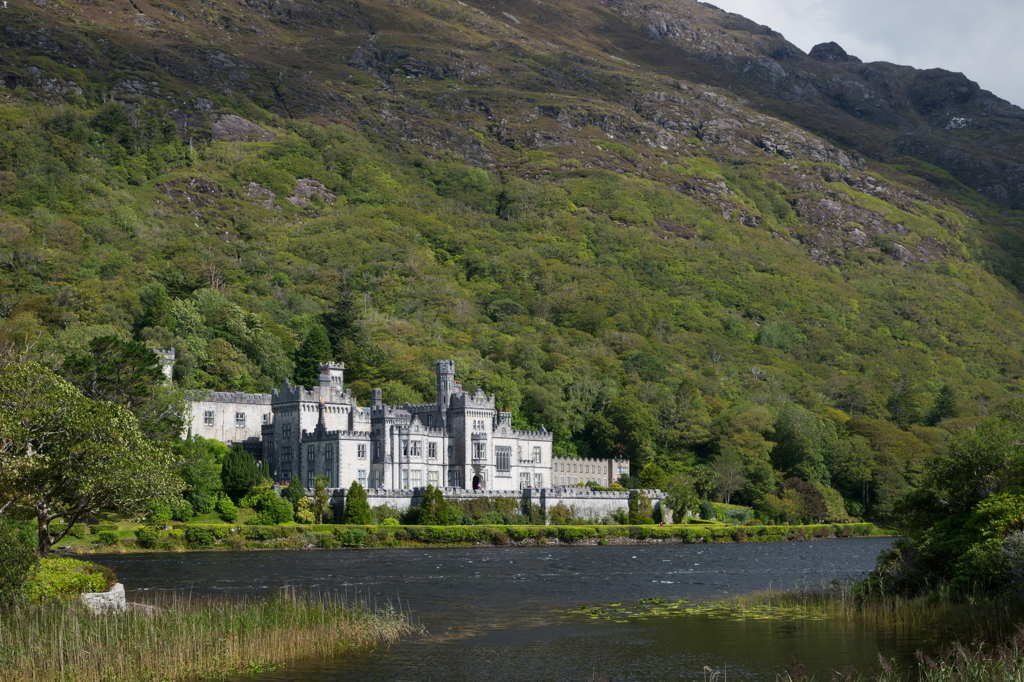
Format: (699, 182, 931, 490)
(81, 582, 126, 615)
(287, 179, 336, 207)
(210, 114, 274, 142)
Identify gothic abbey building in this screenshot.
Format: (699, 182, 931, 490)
(188, 360, 628, 491)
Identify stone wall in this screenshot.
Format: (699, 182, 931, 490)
(331, 487, 670, 524)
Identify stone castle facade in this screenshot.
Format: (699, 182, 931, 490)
(188, 359, 629, 492)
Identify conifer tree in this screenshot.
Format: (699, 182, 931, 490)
(283, 475, 304, 511)
(418, 485, 449, 525)
(221, 445, 262, 503)
(293, 324, 332, 389)
(927, 384, 961, 426)
(342, 481, 371, 524)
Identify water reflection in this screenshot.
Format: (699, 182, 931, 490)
(94, 538, 930, 681)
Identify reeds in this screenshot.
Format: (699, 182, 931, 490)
(0, 588, 415, 682)
(735, 584, 1024, 641)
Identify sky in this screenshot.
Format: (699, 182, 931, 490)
(705, 0, 1024, 107)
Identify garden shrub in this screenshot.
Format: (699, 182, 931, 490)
(295, 496, 315, 524)
(170, 498, 195, 522)
(557, 526, 596, 543)
(0, 520, 38, 605)
(67, 523, 86, 539)
(23, 558, 115, 603)
(135, 526, 160, 549)
(744, 518, 763, 526)
(629, 492, 656, 525)
(699, 500, 715, 521)
(92, 524, 118, 534)
(184, 526, 217, 548)
(331, 527, 367, 547)
(371, 504, 401, 525)
(216, 495, 239, 523)
(382, 518, 399, 527)
(97, 531, 119, 547)
(245, 489, 294, 525)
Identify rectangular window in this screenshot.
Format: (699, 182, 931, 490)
(495, 446, 511, 472)
(428, 442, 437, 459)
(358, 469, 367, 488)
(235, 412, 246, 428)
(282, 424, 291, 438)
(448, 469, 461, 487)
(282, 469, 292, 482)
(427, 470, 439, 486)
(262, 413, 271, 424)
(520, 472, 530, 489)
(203, 411, 214, 427)
(307, 445, 315, 461)
(473, 442, 486, 461)
(307, 471, 313, 487)
(533, 446, 541, 462)
(401, 468, 410, 489)
(368, 469, 378, 489)
(534, 474, 543, 489)
(411, 441, 422, 458)
(411, 469, 422, 488)
(358, 444, 367, 459)
(618, 466, 628, 475)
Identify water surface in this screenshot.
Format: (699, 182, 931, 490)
(95, 538, 931, 681)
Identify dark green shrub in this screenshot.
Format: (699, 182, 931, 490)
(170, 498, 195, 522)
(629, 492, 655, 525)
(246, 489, 294, 525)
(135, 526, 160, 549)
(96, 531, 119, 547)
(331, 527, 367, 547)
(342, 482, 372, 524)
(67, 523, 86, 539)
(699, 500, 715, 520)
(0, 520, 39, 605)
(418, 485, 450, 525)
(222, 445, 263, 503)
(184, 527, 217, 548)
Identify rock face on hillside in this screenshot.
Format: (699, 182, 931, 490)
(2, 0, 1024, 209)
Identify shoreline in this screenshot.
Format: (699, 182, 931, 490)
(58, 522, 889, 554)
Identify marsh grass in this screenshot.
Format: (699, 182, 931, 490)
(733, 585, 1024, 642)
(0, 588, 415, 682)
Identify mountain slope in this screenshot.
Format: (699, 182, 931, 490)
(2, 0, 1024, 520)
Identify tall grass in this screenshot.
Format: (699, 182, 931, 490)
(0, 589, 415, 682)
(734, 584, 1024, 642)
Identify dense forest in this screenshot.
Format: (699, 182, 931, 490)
(4, 0, 1024, 525)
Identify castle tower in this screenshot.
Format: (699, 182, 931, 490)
(436, 360, 457, 407)
(318, 362, 345, 390)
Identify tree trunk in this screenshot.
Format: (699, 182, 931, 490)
(37, 517, 53, 556)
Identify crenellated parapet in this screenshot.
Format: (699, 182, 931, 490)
(450, 387, 495, 410)
(191, 390, 271, 405)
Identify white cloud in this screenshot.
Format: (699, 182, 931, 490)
(707, 0, 1024, 106)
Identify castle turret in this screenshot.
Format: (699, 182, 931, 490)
(318, 362, 345, 390)
(436, 360, 457, 406)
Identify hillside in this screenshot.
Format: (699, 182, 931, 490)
(2, 0, 1024, 521)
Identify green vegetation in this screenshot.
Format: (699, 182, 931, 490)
(0, 590, 414, 682)
(341, 481, 372, 524)
(0, 363, 181, 553)
(22, 558, 115, 604)
(221, 445, 263, 503)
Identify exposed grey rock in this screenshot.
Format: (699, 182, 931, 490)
(210, 114, 274, 142)
(808, 42, 861, 63)
(287, 178, 336, 207)
(244, 182, 278, 210)
(81, 583, 125, 615)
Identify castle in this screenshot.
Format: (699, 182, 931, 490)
(188, 359, 629, 492)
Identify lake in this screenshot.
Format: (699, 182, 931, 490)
(94, 537, 933, 681)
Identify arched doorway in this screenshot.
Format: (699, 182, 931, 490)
(472, 475, 482, 490)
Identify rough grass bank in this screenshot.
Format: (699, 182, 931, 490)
(60, 521, 882, 552)
(0, 591, 415, 682)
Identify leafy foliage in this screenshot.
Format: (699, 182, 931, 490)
(220, 446, 262, 503)
(0, 520, 38, 605)
(342, 481, 372, 525)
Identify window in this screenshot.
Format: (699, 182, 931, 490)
(411, 469, 422, 488)
(533, 446, 541, 462)
(520, 472, 530, 489)
(281, 446, 292, 460)
(282, 424, 291, 438)
(428, 470, 439, 486)
(534, 474, 543, 489)
(203, 411, 215, 427)
(473, 442, 486, 461)
(358, 444, 367, 459)
(411, 441, 422, 458)
(235, 412, 246, 428)
(358, 470, 367, 488)
(448, 469, 461, 487)
(307, 445, 315, 461)
(428, 442, 437, 459)
(282, 469, 292, 482)
(496, 446, 511, 472)
(401, 469, 410, 489)
(618, 466, 629, 475)
(262, 413, 271, 424)
(369, 469, 379, 488)
(585, 465, 590, 475)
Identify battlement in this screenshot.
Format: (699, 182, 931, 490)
(510, 426, 552, 440)
(191, 390, 271, 405)
(300, 428, 372, 440)
(451, 387, 496, 409)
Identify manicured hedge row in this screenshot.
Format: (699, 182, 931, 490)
(160, 522, 878, 549)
